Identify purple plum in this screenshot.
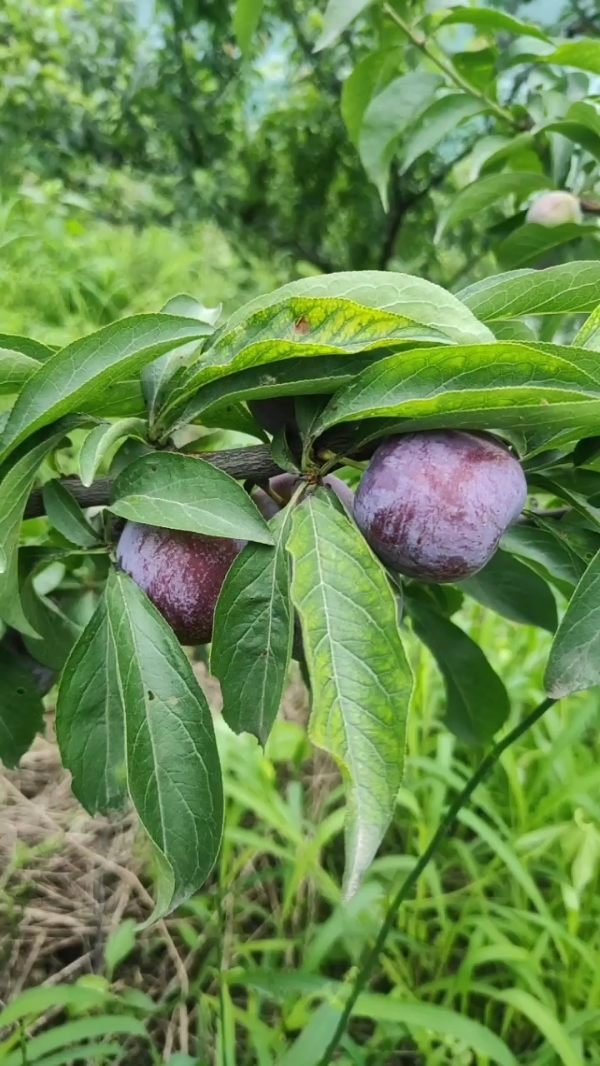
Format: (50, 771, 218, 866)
(354, 431, 527, 583)
(117, 521, 245, 644)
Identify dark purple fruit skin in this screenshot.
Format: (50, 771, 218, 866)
(117, 522, 245, 644)
(354, 431, 527, 583)
(269, 472, 355, 513)
(252, 487, 281, 521)
(249, 398, 297, 436)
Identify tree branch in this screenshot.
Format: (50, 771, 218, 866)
(25, 445, 286, 520)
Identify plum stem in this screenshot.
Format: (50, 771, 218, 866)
(315, 696, 556, 1066)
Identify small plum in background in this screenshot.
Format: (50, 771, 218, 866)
(269, 471, 355, 513)
(526, 191, 582, 227)
(249, 398, 297, 436)
(117, 522, 245, 644)
(354, 431, 527, 583)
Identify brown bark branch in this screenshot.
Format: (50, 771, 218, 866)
(24, 445, 286, 520)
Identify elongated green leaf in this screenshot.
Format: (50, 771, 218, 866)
(0, 422, 79, 635)
(438, 6, 548, 40)
(180, 353, 380, 426)
(0, 647, 45, 767)
(493, 989, 583, 1066)
(0, 315, 213, 463)
(341, 49, 400, 148)
(0, 353, 41, 396)
(0, 984, 109, 1029)
(408, 599, 509, 745)
(110, 452, 273, 544)
(22, 579, 82, 671)
(56, 592, 126, 814)
(288, 492, 413, 897)
(574, 303, 600, 350)
(353, 994, 518, 1066)
(215, 271, 494, 345)
(400, 94, 487, 173)
(79, 418, 148, 487)
(0, 1017, 148, 1066)
(212, 507, 293, 746)
(460, 262, 600, 321)
(460, 549, 557, 631)
(234, 0, 265, 53)
(501, 524, 586, 590)
(106, 569, 223, 918)
(359, 72, 442, 207)
(496, 223, 593, 271)
(436, 172, 553, 241)
(141, 296, 218, 424)
(313, 341, 600, 444)
(42, 480, 100, 548)
(314, 0, 373, 51)
(0, 334, 54, 396)
(160, 299, 424, 425)
(545, 549, 600, 698)
(542, 102, 600, 161)
(543, 40, 600, 76)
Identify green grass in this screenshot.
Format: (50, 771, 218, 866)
(1, 197, 600, 1064)
(0, 196, 287, 346)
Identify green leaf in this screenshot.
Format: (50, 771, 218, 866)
(408, 598, 509, 745)
(314, 0, 373, 52)
(287, 492, 413, 897)
(438, 6, 550, 41)
(104, 919, 137, 979)
(460, 262, 600, 321)
(0, 422, 79, 636)
(179, 353, 381, 427)
(0, 334, 53, 395)
(400, 94, 488, 174)
(313, 341, 600, 445)
(0, 647, 45, 768)
(0, 314, 213, 464)
(543, 40, 600, 76)
(110, 452, 273, 544)
(22, 578, 83, 671)
(79, 418, 148, 487)
(214, 271, 493, 345)
(341, 50, 400, 148)
(141, 296, 218, 424)
(0, 1017, 148, 1066)
(233, 0, 265, 54)
(56, 592, 126, 814)
(212, 506, 293, 746)
(105, 569, 223, 919)
(542, 102, 600, 162)
(0, 984, 109, 1029)
(460, 549, 558, 631)
(573, 303, 600, 350)
(42, 480, 101, 548)
(496, 223, 593, 270)
(545, 549, 600, 697)
(358, 72, 443, 207)
(501, 523, 586, 590)
(436, 172, 554, 241)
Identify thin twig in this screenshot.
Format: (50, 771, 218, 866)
(316, 696, 556, 1066)
(382, 3, 521, 130)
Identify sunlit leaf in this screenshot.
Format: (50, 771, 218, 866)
(0, 315, 213, 463)
(288, 492, 413, 898)
(314, 0, 373, 52)
(400, 94, 488, 174)
(460, 262, 600, 321)
(233, 0, 265, 54)
(79, 418, 148, 487)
